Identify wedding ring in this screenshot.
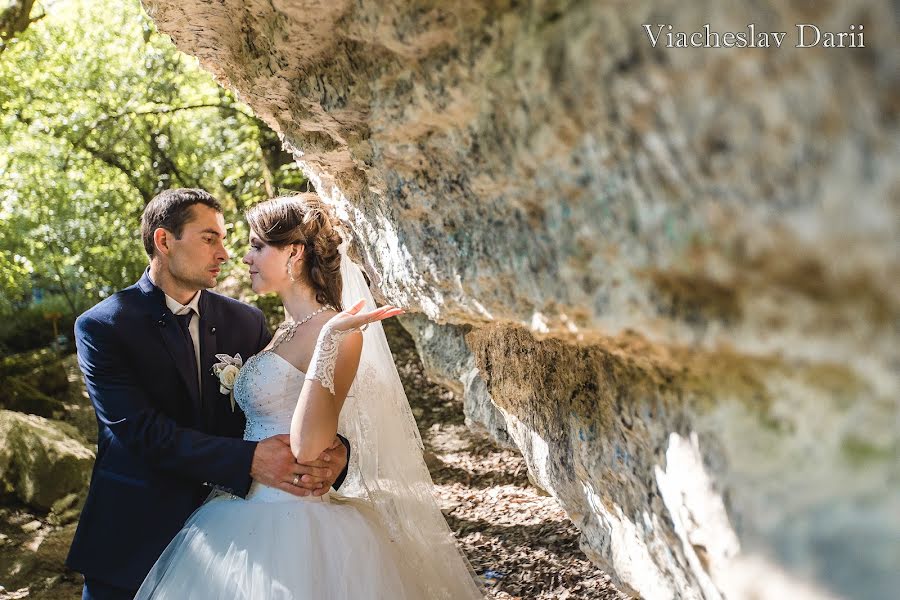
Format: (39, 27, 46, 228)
(292, 474, 300, 486)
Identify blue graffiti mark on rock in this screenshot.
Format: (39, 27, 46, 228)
(577, 422, 598, 442)
(613, 444, 634, 469)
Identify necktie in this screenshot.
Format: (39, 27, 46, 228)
(175, 311, 200, 398)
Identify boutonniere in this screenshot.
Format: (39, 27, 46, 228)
(212, 353, 243, 412)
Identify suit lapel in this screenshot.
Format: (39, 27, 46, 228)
(138, 269, 203, 422)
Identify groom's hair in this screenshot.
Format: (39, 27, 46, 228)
(141, 188, 223, 257)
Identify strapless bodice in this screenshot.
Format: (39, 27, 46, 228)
(232, 351, 305, 442)
(227, 351, 328, 504)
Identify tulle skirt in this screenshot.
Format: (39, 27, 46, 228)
(134, 483, 415, 599)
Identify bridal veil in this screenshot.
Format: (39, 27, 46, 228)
(333, 238, 484, 599)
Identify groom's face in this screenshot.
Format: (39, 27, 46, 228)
(164, 204, 229, 290)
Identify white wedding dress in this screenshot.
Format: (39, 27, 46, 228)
(133, 350, 416, 599)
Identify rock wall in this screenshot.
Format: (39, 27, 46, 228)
(145, 1, 899, 598)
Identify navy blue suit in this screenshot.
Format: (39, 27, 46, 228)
(67, 269, 347, 595)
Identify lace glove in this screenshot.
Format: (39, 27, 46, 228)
(306, 323, 355, 394)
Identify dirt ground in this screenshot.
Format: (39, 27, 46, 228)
(0, 320, 627, 599)
(386, 320, 627, 600)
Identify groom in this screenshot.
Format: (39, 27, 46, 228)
(67, 189, 350, 600)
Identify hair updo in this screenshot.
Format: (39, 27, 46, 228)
(245, 193, 344, 311)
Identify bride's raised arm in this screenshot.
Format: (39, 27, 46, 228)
(289, 300, 404, 462)
(290, 327, 362, 462)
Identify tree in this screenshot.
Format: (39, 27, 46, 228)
(0, 0, 302, 319)
(0, 0, 44, 54)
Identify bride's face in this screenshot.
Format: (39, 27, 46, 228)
(242, 232, 292, 294)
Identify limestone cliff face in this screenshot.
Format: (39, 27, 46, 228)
(146, 1, 899, 598)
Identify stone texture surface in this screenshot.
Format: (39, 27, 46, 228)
(0, 410, 94, 511)
(146, 1, 899, 598)
(0, 351, 70, 419)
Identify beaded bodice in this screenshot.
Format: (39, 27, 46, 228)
(232, 351, 305, 442)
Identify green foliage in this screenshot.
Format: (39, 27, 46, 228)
(0, 294, 76, 353)
(0, 0, 304, 337)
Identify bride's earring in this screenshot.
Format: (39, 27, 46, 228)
(287, 258, 296, 282)
(287, 246, 303, 283)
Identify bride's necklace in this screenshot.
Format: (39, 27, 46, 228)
(270, 304, 334, 351)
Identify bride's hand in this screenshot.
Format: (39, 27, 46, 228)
(325, 299, 405, 333)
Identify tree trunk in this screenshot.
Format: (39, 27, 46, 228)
(0, 0, 39, 52)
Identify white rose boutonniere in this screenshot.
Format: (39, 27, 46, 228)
(212, 353, 243, 412)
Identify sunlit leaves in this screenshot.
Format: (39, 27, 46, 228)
(0, 0, 303, 316)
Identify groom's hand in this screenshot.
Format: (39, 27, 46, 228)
(303, 436, 348, 497)
(250, 435, 334, 497)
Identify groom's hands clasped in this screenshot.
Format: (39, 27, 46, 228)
(301, 436, 348, 496)
(251, 434, 347, 496)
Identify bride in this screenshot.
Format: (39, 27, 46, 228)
(134, 193, 484, 599)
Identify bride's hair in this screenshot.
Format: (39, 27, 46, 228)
(245, 192, 344, 310)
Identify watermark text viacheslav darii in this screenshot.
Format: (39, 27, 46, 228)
(642, 23, 864, 48)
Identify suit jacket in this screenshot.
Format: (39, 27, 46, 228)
(66, 269, 348, 589)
